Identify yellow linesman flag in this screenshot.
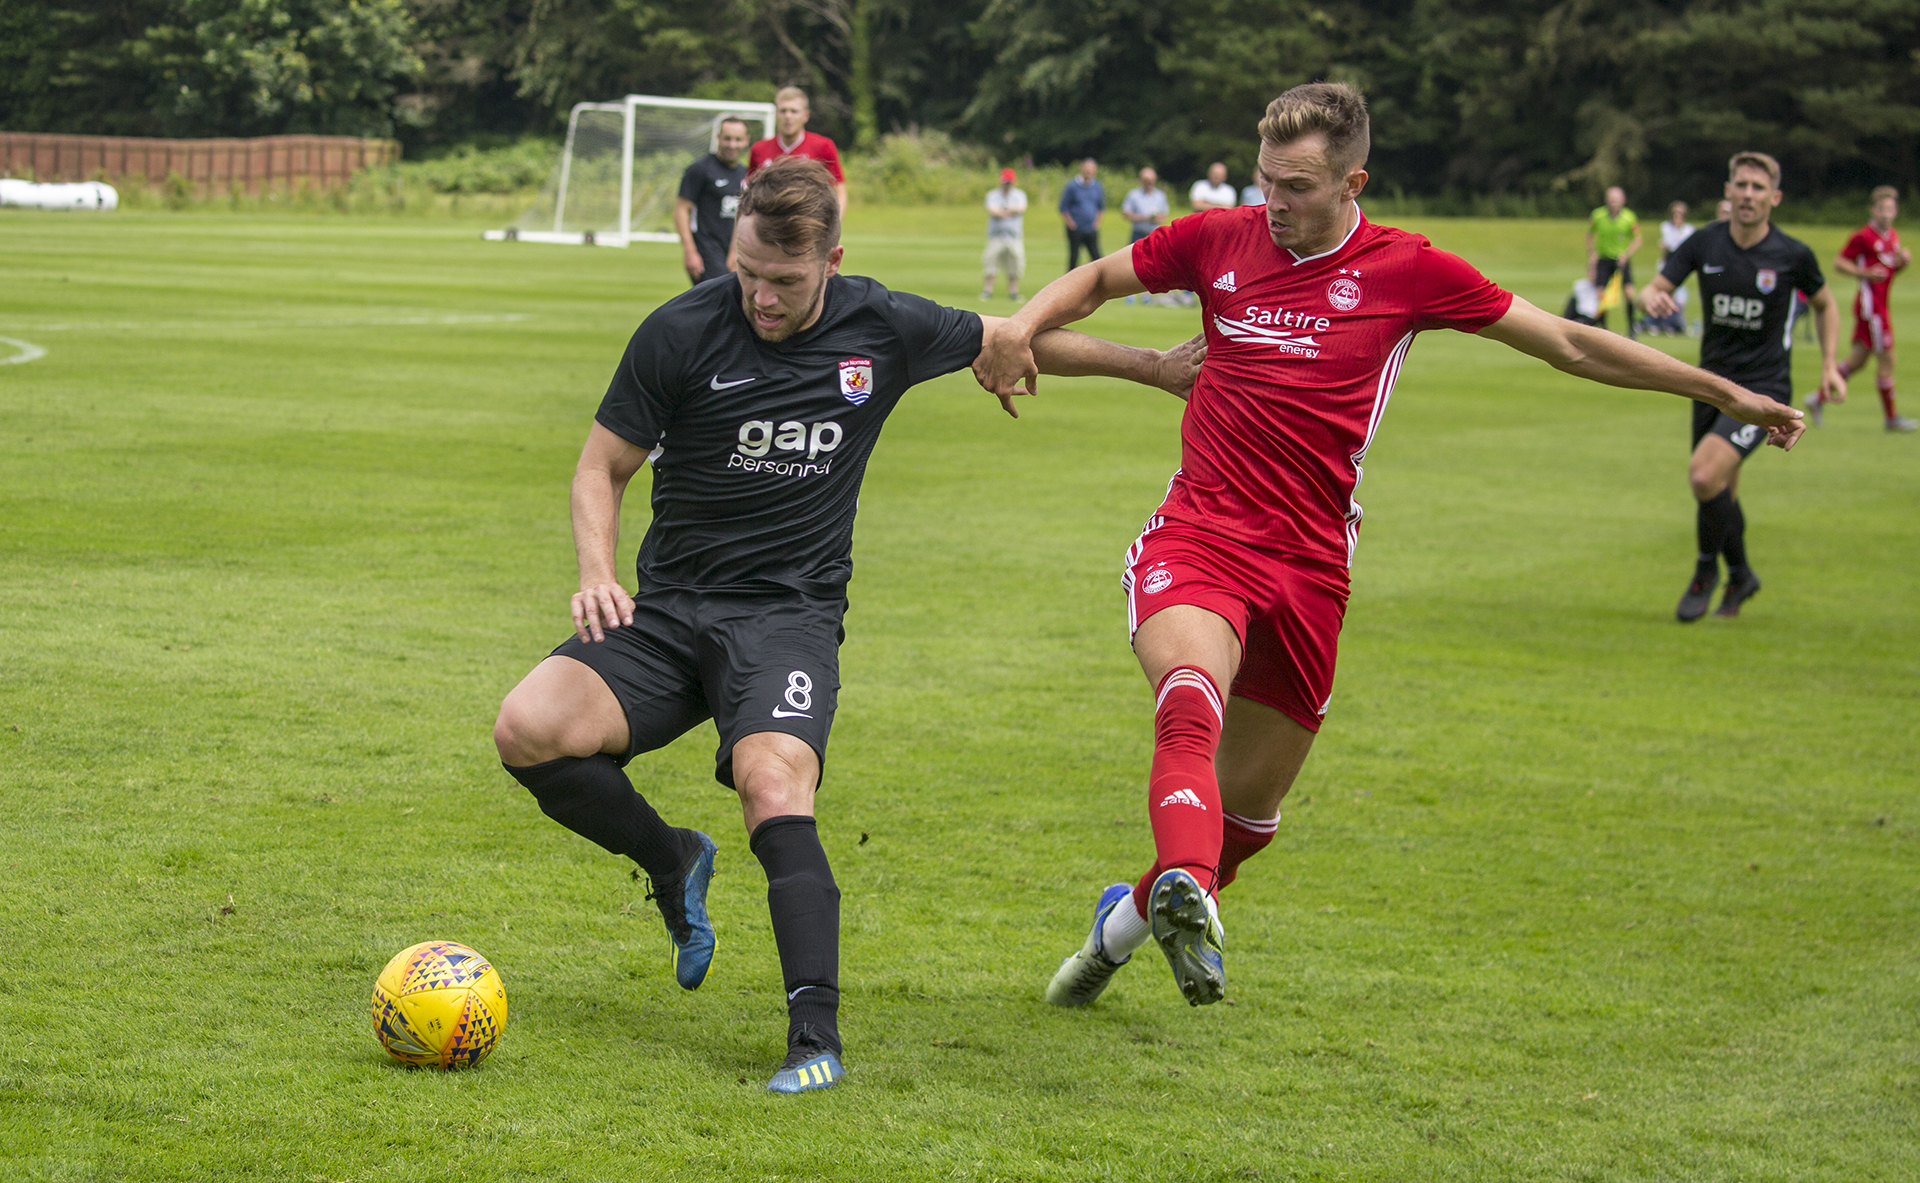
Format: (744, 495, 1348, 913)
(1597, 269, 1624, 313)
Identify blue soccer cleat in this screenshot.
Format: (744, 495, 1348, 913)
(767, 1043, 845, 1093)
(1045, 882, 1135, 1007)
(1149, 868, 1225, 1006)
(647, 830, 717, 990)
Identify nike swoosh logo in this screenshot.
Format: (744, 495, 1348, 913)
(715, 179, 728, 186)
(788, 986, 812, 1000)
(771, 707, 812, 718)
(710, 375, 755, 390)
(1703, 266, 1724, 273)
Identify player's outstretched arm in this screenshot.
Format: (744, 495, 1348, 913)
(974, 250, 1151, 398)
(1478, 296, 1806, 451)
(972, 318, 1203, 417)
(570, 422, 651, 642)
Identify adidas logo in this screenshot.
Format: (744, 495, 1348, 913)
(1158, 788, 1207, 810)
(1212, 271, 1237, 293)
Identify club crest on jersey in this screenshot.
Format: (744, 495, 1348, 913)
(1756, 269, 1777, 294)
(838, 358, 873, 405)
(1326, 275, 1363, 311)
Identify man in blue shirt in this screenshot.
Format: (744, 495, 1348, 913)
(1059, 157, 1105, 271)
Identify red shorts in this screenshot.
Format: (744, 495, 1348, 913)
(1853, 310, 1892, 352)
(1123, 517, 1349, 732)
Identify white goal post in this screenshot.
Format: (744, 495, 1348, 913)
(485, 95, 775, 248)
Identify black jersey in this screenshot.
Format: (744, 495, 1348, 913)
(1660, 220, 1825, 395)
(595, 274, 983, 597)
(677, 154, 747, 259)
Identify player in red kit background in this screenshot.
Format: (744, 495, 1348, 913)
(976, 82, 1804, 1009)
(1809, 185, 1914, 432)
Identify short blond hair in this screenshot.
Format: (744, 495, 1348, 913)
(1258, 82, 1370, 174)
(1870, 184, 1898, 206)
(774, 86, 809, 109)
(1728, 150, 1781, 189)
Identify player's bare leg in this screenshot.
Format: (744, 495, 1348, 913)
(731, 731, 845, 1092)
(493, 657, 719, 989)
(1816, 340, 1873, 425)
(1214, 696, 1316, 887)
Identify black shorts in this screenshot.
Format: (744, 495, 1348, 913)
(1595, 256, 1634, 288)
(1691, 388, 1789, 460)
(689, 245, 730, 285)
(551, 586, 844, 789)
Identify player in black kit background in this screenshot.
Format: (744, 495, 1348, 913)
(673, 117, 749, 285)
(492, 158, 1203, 1092)
(1641, 150, 1843, 622)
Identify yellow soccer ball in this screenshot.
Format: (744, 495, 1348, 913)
(370, 940, 507, 1069)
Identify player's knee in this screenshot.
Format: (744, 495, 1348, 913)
(494, 691, 561, 767)
(1688, 461, 1726, 500)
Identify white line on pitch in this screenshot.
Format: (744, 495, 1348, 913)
(0, 313, 533, 332)
(0, 337, 47, 365)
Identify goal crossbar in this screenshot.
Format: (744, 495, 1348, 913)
(485, 95, 775, 248)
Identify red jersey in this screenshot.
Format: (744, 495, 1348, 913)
(747, 132, 845, 183)
(1840, 222, 1902, 325)
(1130, 205, 1513, 567)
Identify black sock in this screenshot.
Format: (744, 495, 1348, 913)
(750, 815, 841, 1055)
(1695, 489, 1734, 576)
(504, 756, 696, 883)
(1721, 497, 1748, 575)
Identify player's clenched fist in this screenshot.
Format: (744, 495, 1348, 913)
(571, 581, 634, 643)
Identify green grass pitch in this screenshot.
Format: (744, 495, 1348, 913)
(2, 204, 1915, 1181)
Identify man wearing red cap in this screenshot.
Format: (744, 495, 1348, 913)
(984, 168, 1029, 301)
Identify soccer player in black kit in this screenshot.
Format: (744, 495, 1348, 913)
(673, 117, 749, 284)
(492, 159, 1201, 1092)
(1641, 151, 1844, 621)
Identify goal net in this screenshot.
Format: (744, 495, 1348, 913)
(487, 96, 775, 247)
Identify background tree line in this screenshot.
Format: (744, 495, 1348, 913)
(3, 0, 1916, 203)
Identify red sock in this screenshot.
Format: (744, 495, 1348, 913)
(1880, 376, 1898, 419)
(1218, 810, 1279, 890)
(1128, 666, 1224, 917)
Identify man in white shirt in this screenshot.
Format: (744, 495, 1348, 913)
(1121, 168, 1170, 244)
(1189, 162, 1236, 211)
(983, 168, 1028, 300)
(1644, 201, 1695, 335)
(1240, 182, 1264, 206)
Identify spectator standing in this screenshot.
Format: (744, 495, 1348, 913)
(982, 168, 1028, 300)
(1240, 182, 1264, 206)
(673, 117, 750, 286)
(747, 87, 847, 215)
(1189, 162, 1236, 211)
(1122, 167, 1172, 304)
(1060, 158, 1106, 270)
(1643, 201, 1695, 335)
(1122, 168, 1170, 243)
(1586, 185, 1642, 337)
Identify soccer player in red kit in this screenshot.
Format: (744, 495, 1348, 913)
(975, 82, 1805, 1008)
(1810, 185, 1914, 432)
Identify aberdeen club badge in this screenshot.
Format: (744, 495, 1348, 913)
(1326, 275, 1362, 311)
(1756, 269, 1777, 294)
(838, 358, 873, 405)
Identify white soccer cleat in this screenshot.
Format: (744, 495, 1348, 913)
(1149, 868, 1225, 1006)
(1045, 883, 1135, 1007)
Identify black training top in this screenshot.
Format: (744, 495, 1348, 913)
(677, 153, 747, 259)
(595, 274, 984, 597)
(1660, 220, 1825, 395)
